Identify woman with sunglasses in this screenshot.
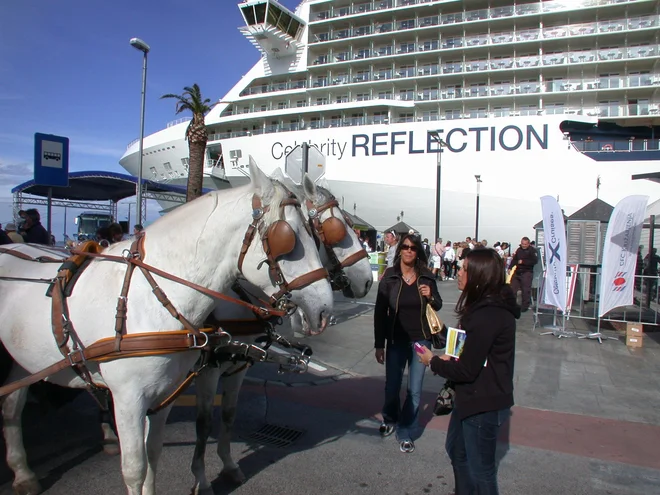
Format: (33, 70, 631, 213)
(374, 233, 443, 453)
(418, 248, 519, 494)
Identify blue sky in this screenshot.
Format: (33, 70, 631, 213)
(0, 0, 299, 236)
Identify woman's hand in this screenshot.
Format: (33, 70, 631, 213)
(375, 348, 385, 365)
(417, 345, 434, 366)
(419, 284, 432, 300)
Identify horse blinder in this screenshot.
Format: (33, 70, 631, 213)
(264, 220, 296, 259)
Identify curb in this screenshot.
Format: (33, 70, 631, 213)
(242, 372, 355, 388)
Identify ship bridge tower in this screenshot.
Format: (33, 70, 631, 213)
(239, 0, 305, 60)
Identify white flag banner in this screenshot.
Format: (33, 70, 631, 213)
(598, 195, 649, 317)
(540, 196, 568, 312)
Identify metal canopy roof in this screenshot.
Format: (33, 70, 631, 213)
(11, 171, 210, 202)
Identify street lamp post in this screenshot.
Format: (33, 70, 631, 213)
(428, 131, 447, 241)
(129, 37, 150, 226)
(474, 175, 483, 241)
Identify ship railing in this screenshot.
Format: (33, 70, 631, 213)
(126, 138, 140, 149)
(310, 0, 637, 27)
(225, 72, 658, 119)
(571, 139, 660, 153)
(309, 9, 656, 46)
(166, 117, 192, 128)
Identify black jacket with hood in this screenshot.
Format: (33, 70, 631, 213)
(374, 264, 443, 348)
(430, 285, 520, 420)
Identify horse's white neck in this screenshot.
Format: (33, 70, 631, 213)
(131, 187, 252, 325)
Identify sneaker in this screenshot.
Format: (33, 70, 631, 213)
(399, 440, 415, 453)
(379, 423, 395, 437)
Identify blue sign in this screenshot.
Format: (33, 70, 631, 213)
(34, 133, 69, 187)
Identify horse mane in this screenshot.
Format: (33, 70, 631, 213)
(261, 180, 289, 227)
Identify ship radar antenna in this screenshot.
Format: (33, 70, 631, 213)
(596, 175, 601, 199)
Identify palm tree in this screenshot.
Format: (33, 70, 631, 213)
(161, 84, 212, 202)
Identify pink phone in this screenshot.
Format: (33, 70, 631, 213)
(414, 342, 425, 354)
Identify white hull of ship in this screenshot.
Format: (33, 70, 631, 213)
(120, 115, 660, 243)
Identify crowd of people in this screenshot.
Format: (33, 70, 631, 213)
(0, 209, 51, 246)
(375, 229, 537, 494)
(0, 208, 144, 248)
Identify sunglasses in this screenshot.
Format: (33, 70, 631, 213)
(401, 244, 417, 252)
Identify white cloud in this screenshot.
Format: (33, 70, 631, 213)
(0, 160, 31, 185)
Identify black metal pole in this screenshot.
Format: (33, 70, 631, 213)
(475, 180, 481, 241)
(47, 187, 52, 238)
(435, 146, 441, 241)
(302, 142, 309, 175)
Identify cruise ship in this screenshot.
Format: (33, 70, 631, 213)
(120, 0, 660, 244)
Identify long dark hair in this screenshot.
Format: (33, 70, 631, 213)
(456, 248, 506, 318)
(394, 233, 428, 273)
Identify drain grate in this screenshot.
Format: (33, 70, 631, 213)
(245, 424, 305, 448)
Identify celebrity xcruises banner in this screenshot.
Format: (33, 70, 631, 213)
(598, 195, 649, 318)
(540, 196, 567, 313)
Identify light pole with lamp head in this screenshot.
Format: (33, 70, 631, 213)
(428, 130, 447, 241)
(474, 175, 483, 241)
(129, 37, 150, 226)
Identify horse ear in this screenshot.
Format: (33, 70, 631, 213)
(302, 173, 318, 203)
(249, 156, 273, 196)
(271, 167, 286, 182)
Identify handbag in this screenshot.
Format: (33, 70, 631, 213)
(433, 381, 455, 416)
(425, 304, 446, 350)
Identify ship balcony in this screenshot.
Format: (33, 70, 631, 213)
(309, 0, 641, 25)
(308, 12, 657, 49)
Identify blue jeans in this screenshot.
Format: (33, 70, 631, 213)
(382, 339, 430, 441)
(445, 407, 511, 495)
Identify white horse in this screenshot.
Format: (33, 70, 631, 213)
(0, 160, 333, 495)
(189, 175, 374, 493)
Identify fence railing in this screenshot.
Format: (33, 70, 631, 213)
(532, 268, 660, 326)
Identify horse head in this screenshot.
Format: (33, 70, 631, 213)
(300, 175, 373, 299)
(238, 158, 333, 335)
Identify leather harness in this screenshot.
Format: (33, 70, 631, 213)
(305, 195, 369, 290)
(0, 191, 328, 410)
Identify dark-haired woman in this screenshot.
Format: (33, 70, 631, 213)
(374, 233, 443, 454)
(419, 248, 519, 494)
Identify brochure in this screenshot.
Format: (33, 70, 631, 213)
(445, 327, 466, 359)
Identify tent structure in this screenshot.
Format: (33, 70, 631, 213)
(11, 170, 213, 227)
(383, 221, 419, 236)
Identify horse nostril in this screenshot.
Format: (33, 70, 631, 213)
(365, 280, 373, 292)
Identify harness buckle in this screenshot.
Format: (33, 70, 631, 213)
(67, 348, 86, 367)
(188, 332, 210, 349)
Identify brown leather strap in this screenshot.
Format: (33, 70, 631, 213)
(0, 328, 229, 398)
(129, 257, 287, 318)
(146, 370, 199, 415)
(340, 249, 369, 268)
(0, 247, 63, 263)
(270, 267, 329, 302)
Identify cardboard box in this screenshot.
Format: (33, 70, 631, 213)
(626, 322, 643, 337)
(626, 335, 643, 348)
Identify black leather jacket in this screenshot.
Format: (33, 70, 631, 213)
(374, 263, 443, 348)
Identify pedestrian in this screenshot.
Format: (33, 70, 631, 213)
(133, 224, 144, 237)
(22, 209, 50, 245)
(508, 237, 538, 312)
(418, 248, 519, 495)
(383, 230, 398, 269)
(374, 233, 443, 453)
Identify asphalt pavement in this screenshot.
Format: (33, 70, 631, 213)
(1, 280, 659, 494)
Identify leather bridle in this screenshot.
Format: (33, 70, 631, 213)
(238, 192, 329, 311)
(305, 195, 369, 291)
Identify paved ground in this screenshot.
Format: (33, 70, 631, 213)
(1, 281, 659, 494)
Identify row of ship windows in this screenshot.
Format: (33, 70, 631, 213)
(237, 45, 658, 99)
(209, 101, 659, 140)
(309, 14, 657, 45)
(226, 73, 659, 118)
(310, 0, 635, 23)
